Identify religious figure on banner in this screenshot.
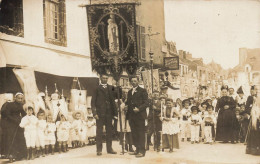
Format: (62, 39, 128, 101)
(107, 14, 119, 53)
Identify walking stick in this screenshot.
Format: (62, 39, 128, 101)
(116, 81, 124, 155)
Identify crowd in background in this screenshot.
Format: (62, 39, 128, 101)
(0, 79, 259, 162)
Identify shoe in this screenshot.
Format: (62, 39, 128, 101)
(204, 142, 209, 144)
(181, 138, 184, 142)
(187, 138, 191, 142)
(169, 149, 173, 153)
(149, 142, 153, 146)
(107, 150, 117, 154)
(129, 150, 138, 155)
(97, 152, 102, 156)
(135, 153, 145, 158)
(191, 141, 194, 144)
(195, 141, 199, 144)
(157, 149, 160, 152)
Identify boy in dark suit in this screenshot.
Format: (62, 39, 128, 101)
(126, 76, 149, 158)
(91, 74, 118, 156)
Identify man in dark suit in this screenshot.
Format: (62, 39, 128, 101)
(126, 76, 149, 158)
(91, 74, 118, 156)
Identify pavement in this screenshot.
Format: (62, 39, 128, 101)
(1, 141, 260, 164)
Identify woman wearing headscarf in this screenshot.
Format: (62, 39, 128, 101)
(215, 86, 237, 143)
(2, 93, 27, 162)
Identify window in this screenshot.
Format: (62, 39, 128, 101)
(0, 0, 24, 37)
(136, 25, 146, 60)
(43, 0, 66, 46)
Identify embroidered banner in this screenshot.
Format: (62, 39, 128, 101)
(86, 3, 138, 79)
(142, 69, 160, 97)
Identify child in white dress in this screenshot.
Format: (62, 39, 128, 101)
(86, 114, 96, 145)
(45, 113, 56, 155)
(20, 106, 38, 160)
(71, 111, 87, 148)
(36, 110, 47, 158)
(161, 98, 180, 153)
(189, 106, 202, 144)
(56, 113, 71, 153)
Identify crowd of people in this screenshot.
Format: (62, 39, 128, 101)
(0, 93, 97, 163)
(0, 74, 259, 162)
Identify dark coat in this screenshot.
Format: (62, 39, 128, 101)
(215, 96, 237, 141)
(126, 86, 149, 120)
(91, 84, 117, 118)
(245, 95, 254, 115)
(2, 101, 26, 158)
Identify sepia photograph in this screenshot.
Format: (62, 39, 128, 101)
(0, 0, 260, 163)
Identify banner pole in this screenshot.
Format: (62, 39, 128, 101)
(116, 79, 125, 155)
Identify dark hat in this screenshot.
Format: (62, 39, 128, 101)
(237, 86, 244, 94)
(182, 99, 190, 106)
(191, 106, 199, 112)
(221, 85, 228, 91)
(251, 85, 255, 90)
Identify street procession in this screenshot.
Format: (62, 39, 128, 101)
(0, 0, 260, 164)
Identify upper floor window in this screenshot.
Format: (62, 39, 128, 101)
(136, 25, 146, 60)
(43, 0, 66, 46)
(0, 0, 24, 37)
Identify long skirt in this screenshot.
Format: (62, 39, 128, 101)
(246, 120, 260, 155)
(162, 134, 179, 149)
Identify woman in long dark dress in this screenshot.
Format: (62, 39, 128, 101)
(215, 86, 237, 143)
(2, 93, 27, 162)
(246, 95, 260, 155)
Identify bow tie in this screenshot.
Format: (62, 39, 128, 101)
(101, 84, 107, 88)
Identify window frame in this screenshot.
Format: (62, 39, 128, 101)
(0, 0, 24, 37)
(43, 0, 67, 47)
